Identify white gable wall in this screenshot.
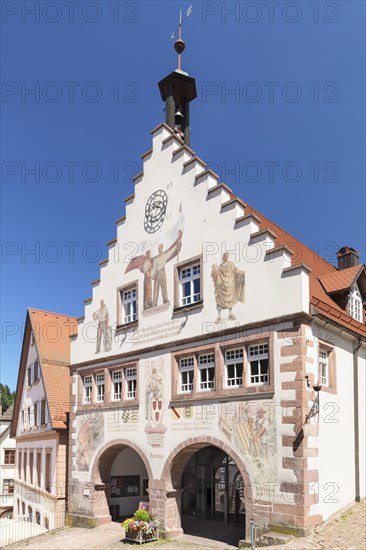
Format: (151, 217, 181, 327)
(71, 126, 309, 365)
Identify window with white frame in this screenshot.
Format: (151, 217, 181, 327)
(179, 264, 201, 306)
(319, 349, 329, 386)
(198, 353, 215, 390)
(125, 367, 137, 400)
(112, 370, 122, 401)
(84, 375, 92, 404)
(179, 356, 194, 393)
(96, 373, 105, 402)
(248, 343, 269, 385)
(225, 348, 243, 388)
(122, 287, 137, 324)
(347, 285, 363, 322)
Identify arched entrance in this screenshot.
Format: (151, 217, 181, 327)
(161, 437, 253, 544)
(91, 440, 152, 523)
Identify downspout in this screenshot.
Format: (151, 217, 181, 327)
(353, 337, 361, 502)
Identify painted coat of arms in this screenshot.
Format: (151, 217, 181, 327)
(144, 359, 167, 447)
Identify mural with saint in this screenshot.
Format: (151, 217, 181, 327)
(211, 252, 245, 323)
(125, 230, 183, 310)
(93, 299, 112, 353)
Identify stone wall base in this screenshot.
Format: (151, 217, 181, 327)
(66, 513, 111, 528)
(163, 527, 183, 538)
(268, 523, 311, 537)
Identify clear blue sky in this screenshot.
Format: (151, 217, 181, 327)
(1, 1, 365, 390)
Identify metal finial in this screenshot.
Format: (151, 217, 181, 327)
(170, 5, 193, 70)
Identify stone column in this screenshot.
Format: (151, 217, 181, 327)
(148, 479, 183, 538)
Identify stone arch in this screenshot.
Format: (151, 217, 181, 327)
(162, 435, 253, 498)
(158, 436, 254, 540)
(89, 439, 153, 524)
(91, 438, 153, 484)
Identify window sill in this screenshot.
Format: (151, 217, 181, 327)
(172, 300, 204, 315)
(171, 386, 274, 405)
(33, 379, 40, 386)
(116, 320, 139, 331)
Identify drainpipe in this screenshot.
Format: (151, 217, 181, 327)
(353, 337, 361, 502)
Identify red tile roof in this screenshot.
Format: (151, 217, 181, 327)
(319, 265, 363, 294)
(11, 309, 77, 436)
(243, 202, 366, 338)
(29, 309, 77, 429)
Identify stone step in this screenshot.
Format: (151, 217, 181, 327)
(260, 531, 294, 546)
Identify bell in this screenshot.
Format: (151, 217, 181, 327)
(175, 108, 184, 126)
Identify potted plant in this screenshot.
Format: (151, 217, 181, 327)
(122, 509, 160, 544)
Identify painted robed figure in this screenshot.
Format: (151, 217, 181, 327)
(211, 252, 245, 323)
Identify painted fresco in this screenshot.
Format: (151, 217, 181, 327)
(211, 252, 245, 323)
(76, 415, 104, 472)
(124, 205, 184, 316)
(219, 402, 277, 485)
(93, 299, 112, 353)
(144, 358, 167, 447)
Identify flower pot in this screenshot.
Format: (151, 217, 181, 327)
(125, 527, 159, 544)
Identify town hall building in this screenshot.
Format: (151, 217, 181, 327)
(65, 38, 366, 544)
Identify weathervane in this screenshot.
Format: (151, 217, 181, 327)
(170, 5, 193, 71)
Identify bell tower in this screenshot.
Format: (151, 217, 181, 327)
(158, 15, 197, 146)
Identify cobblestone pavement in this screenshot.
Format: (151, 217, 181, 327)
(4, 501, 365, 550)
(264, 500, 365, 550)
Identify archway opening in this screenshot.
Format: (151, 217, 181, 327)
(93, 443, 151, 523)
(180, 446, 245, 545)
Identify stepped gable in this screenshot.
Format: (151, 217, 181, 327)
(91, 122, 365, 338)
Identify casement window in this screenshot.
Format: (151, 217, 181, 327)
(225, 348, 243, 388)
(248, 343, 269, 385)
(84, 375, 92, 404)
(125, 367, 137, 400)
(96, 373, 105, 403)
(21, 409, 25, 430)
(33, 360, 39, 382)
(319, 348, 329, 386)
(122, 287, 137, 324)
(27, 367, 32, 387)
(4, 450, 15, 465)
(27, 407, 31, 428)
(40, 399, 46, 425)
(179, 356, 194, 393)
(3, 479, 14, 495)
(347, 285, 363, 322)
(198, 353, 215, 390)
(33, 402, 38, 428)
(112, 370, 122, 401)
(179, 264, 201, 306)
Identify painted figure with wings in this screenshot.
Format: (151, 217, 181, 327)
(125, 231, 183, 309)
